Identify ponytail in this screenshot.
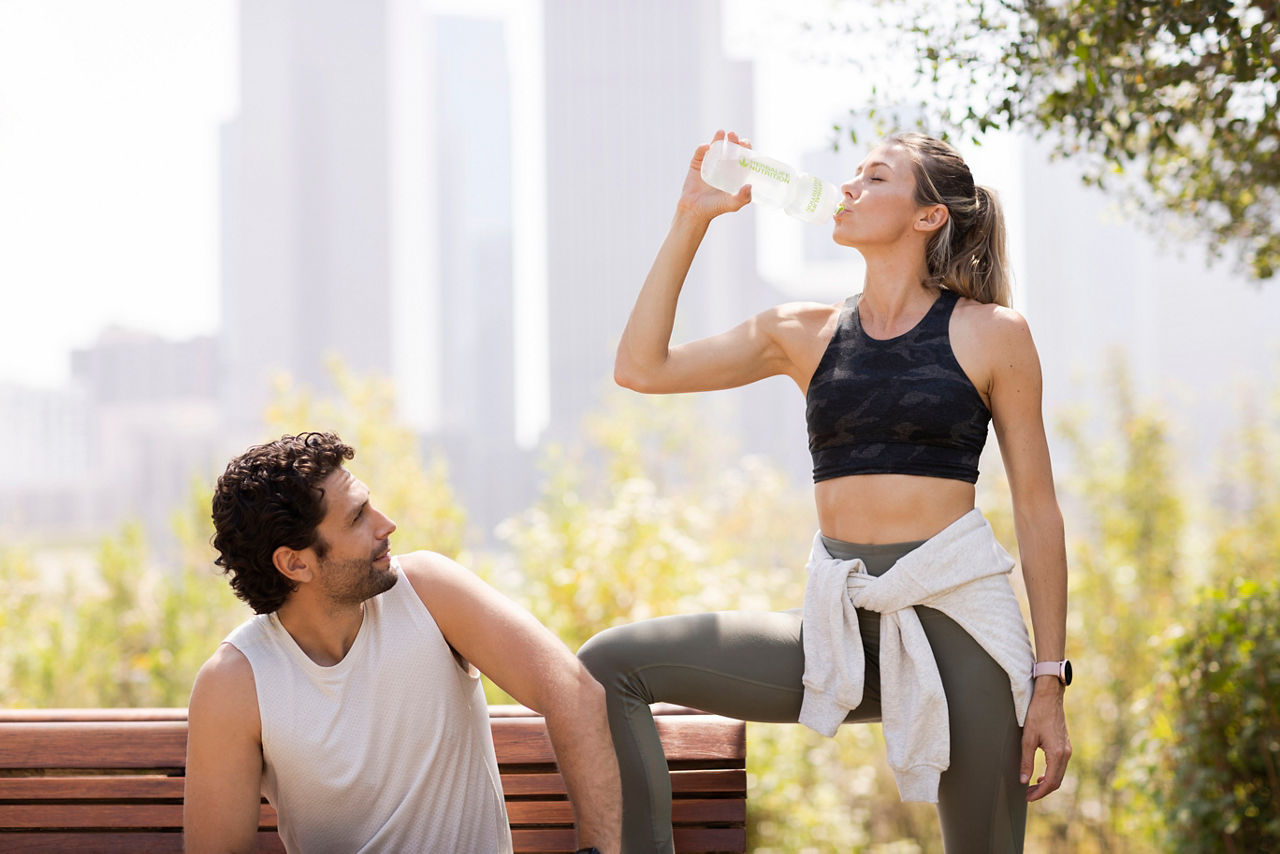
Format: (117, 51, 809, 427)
(889, 133, 1013, 307)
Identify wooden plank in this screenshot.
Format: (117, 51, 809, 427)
(490, 715, 745, 767)
(0, 802, 277, 830)
(671, 826, 749, 853)
(0, 775, 185, 800)
(0, 722, 188, 770)
(0, 709, 187, 724)
(490, 716, 556, 764)
(505, 798, 744, 827)
(500, 767, 745, 798)
(509, 826, 747, 854)
(0, 832, 284, 853)
(653, 717, 746, 763)
(509, 827, 578, 852)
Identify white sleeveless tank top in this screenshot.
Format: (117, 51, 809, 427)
(223, 558, 512, 853)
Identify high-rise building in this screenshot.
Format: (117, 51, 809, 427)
(539, 0, 813, 479)
(220, 0, 401, 441)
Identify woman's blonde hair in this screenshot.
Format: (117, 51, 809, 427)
(888, 132, 1012, 307)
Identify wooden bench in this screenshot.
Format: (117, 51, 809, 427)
(0, 704, 746, 852)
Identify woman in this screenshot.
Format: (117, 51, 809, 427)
(578, 130, 1071, 853)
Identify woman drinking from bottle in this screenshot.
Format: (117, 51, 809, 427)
(579, 129, 1071, 853)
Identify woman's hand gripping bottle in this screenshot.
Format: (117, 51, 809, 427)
(700, 137, 842, 224)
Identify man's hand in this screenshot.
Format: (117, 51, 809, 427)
(1020, 678, 1071, 801)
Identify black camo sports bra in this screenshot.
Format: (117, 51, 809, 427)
(805, 289, 991, 484)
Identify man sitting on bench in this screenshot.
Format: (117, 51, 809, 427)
(185, 432, 620, 854)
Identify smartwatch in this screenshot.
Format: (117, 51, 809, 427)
(1032, 659, 1072, 686)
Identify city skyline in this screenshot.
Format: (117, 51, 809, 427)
(3, 0, 1278, 547)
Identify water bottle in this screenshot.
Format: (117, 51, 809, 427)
(699, 137, 842, 224)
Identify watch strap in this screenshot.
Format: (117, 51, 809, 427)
(1032, 659, 1071, 685)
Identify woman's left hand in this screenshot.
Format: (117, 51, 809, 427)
(1020, 680, 1071, 801)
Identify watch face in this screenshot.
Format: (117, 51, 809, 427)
(1062, 660, 1073, 686)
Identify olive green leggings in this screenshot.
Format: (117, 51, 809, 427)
(577, 537, 1026, 854)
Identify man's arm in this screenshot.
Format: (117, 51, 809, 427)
(184, 643, 265, 854)
(401, 551, 622, 854)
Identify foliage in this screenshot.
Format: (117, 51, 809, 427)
(820, 0, 1280, 279)
(1139, 579, 1280, 852)
(1210, 380, 1280, 587)
(266, 359, 467, 560)
(1, 489, 242, 708)
(1034, 360, 1188, 852)
(9, 359, 1280, 851)
(501, 390, 949, 851)
(0, 364, 464, 709)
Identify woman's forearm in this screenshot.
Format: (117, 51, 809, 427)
(614, 209, 710, 389)
(1015, 502, 1068, 662)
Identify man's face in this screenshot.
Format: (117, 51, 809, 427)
(308, 467, 398, 605)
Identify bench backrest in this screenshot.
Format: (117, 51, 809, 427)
(0, 705, 746, 852)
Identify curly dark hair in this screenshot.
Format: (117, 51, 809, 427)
(211, 432, 355, 614)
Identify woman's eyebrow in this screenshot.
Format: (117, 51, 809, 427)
(855, 160, 895, 175)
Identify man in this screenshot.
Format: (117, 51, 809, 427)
(185, 432, 620, 853)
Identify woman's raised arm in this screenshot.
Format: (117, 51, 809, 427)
(616, 130, 825, 395)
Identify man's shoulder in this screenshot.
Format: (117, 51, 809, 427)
(194, 642, 255, 693)
(189, 643, 260, 732)
(395, 550, 473, 598)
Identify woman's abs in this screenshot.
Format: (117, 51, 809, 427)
(815, 474, 977, 544)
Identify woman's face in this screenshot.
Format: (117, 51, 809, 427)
(832, 144, 927, 250)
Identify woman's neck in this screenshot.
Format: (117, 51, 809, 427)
(858, 257, 937, 332)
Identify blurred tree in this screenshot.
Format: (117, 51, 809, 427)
(0, 362, 465, 709)
(1210, 378, 1280, 587)
(1038, 360, 1186, 852)
(502, 390, 955, 851)
(823, 0, 1279, 279)
(266, 359, 467, 560)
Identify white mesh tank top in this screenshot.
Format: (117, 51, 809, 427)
(223, 557, 512, 853)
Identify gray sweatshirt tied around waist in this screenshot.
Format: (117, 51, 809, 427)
(800, 508, 1035, 802)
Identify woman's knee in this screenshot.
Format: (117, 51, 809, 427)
(577, 624, 634, 685)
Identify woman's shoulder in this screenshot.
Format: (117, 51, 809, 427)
(774, 298, 848, 325)
(953, 295, 1032, 338)
(950, 295, 1040, 375)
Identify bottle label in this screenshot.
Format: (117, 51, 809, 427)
(738, 156, 790, 184)
(805, 177, 823, 213)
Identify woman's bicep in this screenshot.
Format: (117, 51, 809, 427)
(616, 307, 798, 395)
(988, 313, 1057, 508)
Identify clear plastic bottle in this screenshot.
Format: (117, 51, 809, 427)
(699, 137, 841, 224)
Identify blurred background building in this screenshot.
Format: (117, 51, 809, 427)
(1, 0, 1277, 548)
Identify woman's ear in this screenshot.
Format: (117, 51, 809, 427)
(915, 203, 949, 234)
(273, 546, 314, 584)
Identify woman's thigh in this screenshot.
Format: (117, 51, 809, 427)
(918, 606, 1027, 853)
(581, 608, 883, 724)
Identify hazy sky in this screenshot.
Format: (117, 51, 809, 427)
(0, 0, 237, 387)
(0, 0, 1014, 389)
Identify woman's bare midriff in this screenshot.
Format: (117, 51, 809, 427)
(815, 474, 977, 545)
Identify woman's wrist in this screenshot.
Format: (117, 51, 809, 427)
(672, 201, 715, 230)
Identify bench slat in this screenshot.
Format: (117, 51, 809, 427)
(504, 797, 745, 827)
(0, 832, 284, 853)
(509, 826, 747, 853)
(0, 722, 189, 770)
(500, 767, 745, 797)
(0, 768, 746, 801)
(0, 802, 278, 830)
(490, 715, 744, 767)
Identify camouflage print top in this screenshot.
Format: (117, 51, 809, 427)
(805, 288, 991, 485)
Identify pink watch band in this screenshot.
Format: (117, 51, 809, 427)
(1032, 660, 1072, 685)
